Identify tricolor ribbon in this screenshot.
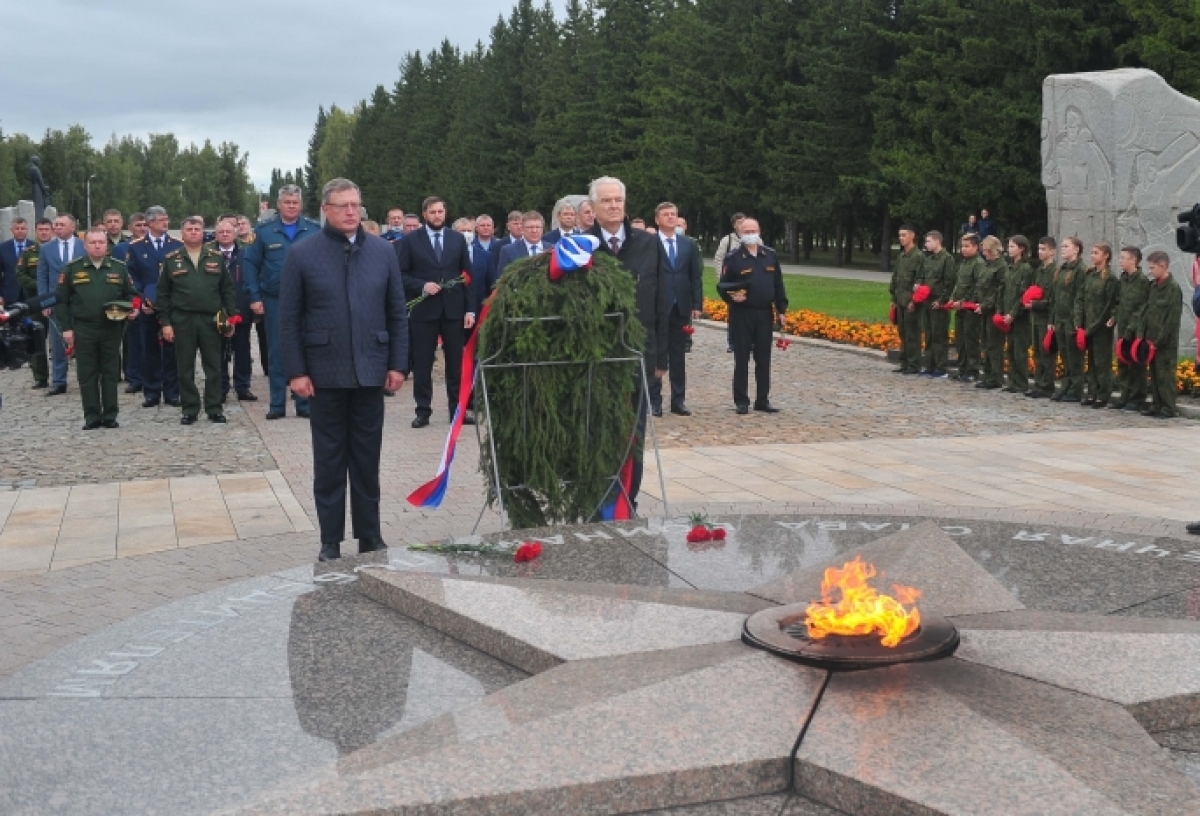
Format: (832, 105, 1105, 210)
(407, 301, 491, 508)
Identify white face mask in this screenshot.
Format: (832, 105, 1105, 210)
(741, 233, 762, 246)
(675, 226, 685, 236)
(461, 231, 475, 244)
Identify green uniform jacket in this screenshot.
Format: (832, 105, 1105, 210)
(1048, 259, 1085, 324)
(1028, 262, 1057, 315)
(156, 246, 237, 328)
(951, 255, 984, 303)
(1073, 267, 1119, 334)
(976, 257, 1007, 312)
(921, 249, 956, 304)
(53, 256, 137, 331)
(1115, 270, 1151, 341)
(16, 240, 44, 298)
(1139, 276, 1183, 346)
(891, 247, 924, 308)
(1001, 260, 1035, 318)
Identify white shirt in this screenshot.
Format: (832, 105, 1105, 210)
(600, 225, 626, 251)
(59, 236, 75, 261)
(525, 241, 544, 256)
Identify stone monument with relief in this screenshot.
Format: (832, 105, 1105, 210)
(1043, 68, 1200, 352)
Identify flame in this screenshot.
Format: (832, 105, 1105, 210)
(804, 556, 921, 648)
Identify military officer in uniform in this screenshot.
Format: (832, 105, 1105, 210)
(890, 225, 924, 374)
(156, 216, 238, 425)
(54, 228, 138, 429)
(718, 217, 787, 414)
(16, 218, 54, 388)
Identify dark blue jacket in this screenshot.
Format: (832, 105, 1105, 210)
(209, 242, 253, 319)
(497, 240, 549, 278)
(279, 225, 409, 388)
(243, 216, 321, 302)
(122, 234, 183, 306)
(469, 239, 496, 304)
(0, 238, 26, 303)
(661, 233, 704, 315)
(396, 227, 476, 322)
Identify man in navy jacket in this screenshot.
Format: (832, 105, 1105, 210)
(125, 206, 182, 406)
(651, 202, 703, 416)
(396, 196, 477, 428)
(280, 178, 408, 562)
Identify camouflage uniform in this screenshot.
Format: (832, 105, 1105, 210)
(1112, 267, 1150, 410)
(1001, 258, 1035, 392)
(919, 248, 956, 374)
(1048, 258, 1086, 401)
(1027, 260, 1057, 396)
(975, 255, 1007, 389)
(1138, 275, 1183, 417)
(1073, 265, 1120, 404)
(950, 254, 984, 380)
(890, 246, 924, 373)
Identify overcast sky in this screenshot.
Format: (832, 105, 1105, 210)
(3, 0, 551, 189)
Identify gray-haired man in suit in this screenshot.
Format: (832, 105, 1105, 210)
(280, 178, 409, 562)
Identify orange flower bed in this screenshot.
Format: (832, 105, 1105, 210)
(702, 298, 1199, 395)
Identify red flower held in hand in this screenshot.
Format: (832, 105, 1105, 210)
(681, 324, 695, 336)
(513, 541, 542, 563)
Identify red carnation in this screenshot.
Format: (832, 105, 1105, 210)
(131, 296, 142, 311)
(686, 526, 712, 543)
(462, 270, 472, 286)
(227, 315, 242, 326)
(514, 542, 542, 563)
(710, 527, 727, 541)
(681, 325, 695, 336)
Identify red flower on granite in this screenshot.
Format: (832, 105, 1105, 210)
(711, 527, 727, 541)
(681, 324, 695, 336)
(775, 338, 791, 351)
(514, 542, 542, 563)
(686, 526, 711, 543)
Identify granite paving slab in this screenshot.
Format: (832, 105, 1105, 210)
(795, 659, 1200, 816)
(955, 627, 1200, 731)
(748, 521, 1024, 617)
(233, 650, 826, 816)
(357, 569, 749, 674)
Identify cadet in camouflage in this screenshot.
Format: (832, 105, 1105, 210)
(1074, 243, 1120, 407)
(890, 225, 924, 375)
(1138, 251, 1183, 418)
(949, 233, 984, 382)
(1112, 246, 1151, 411)
(1048, 238, 1087, 402)
(1026, 237, 1058, 398)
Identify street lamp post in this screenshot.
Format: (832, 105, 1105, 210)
(86, 174, 96, 227)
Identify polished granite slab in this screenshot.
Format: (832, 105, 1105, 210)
(748, 522, 1025, 617)
(358, 570, 749, 673)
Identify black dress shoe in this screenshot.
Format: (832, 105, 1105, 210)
(753, 403, 780, 413)
(318, 542, 341, 561)
(1108, 401, 1127, 410)
(265, 410, 285, 420)
(32, 380, 48, 389)
(412, 415, 430, 428)
(124, 384, 140, 394)
(46, 385, 66, 396)
(1140, 408, 1157, 416)
(460, 412, 476, 425)
(735, 405, 749, 415)
(142, 398, 160, 408)
(1091, 400, 1107, 409)
(165, 397, 181, 407)
(180, 414, 197, 425)
(296, 408, 310, 419)
(670, 405, 692, 416)
(102, 419, 120, 429)
(1186, 521, 1200, 535)
(82, 419, 103, 430)
(651, 406, 663, 418)
(1061, 394, 1080, 402)
(358, 537, 388, 554)
(208, 414, 227, 423)
(236, 390, 258, 401)
(1081, 398, 1095, 406)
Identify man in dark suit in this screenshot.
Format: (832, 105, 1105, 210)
(397, 196, 477, 429)
(495, 212, 550, 277)
(0, 217, 31, 306)
(587, 176, 670, 510)
(471, 214, 501, 303)
(488, 210, 524, 273)
(212, 215, 257, 402)
(544, 201, 580, 245)
(125, 206, 183, 407)
(37, 214, 87, 396)
(280, 178, 408, 562)
(650, 202, 703, 416)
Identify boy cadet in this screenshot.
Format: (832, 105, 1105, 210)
(1025, 238, 1058, 398)
(1112, 246, 1151, 410)
(54, 227, 138, 430)
(1000, 235, 1034, 394)
(975, 236, 1008, 390)
(920, 230, 955, 377)
(157, 216, 238, 425)
(1138, 251, 1182, 418)
(949, 233, 983, 381)
(1048, 237, 1087, 402)
(890, 225, 924, 375)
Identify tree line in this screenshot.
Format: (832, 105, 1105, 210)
(0, 127, 258, 225)
(292, 0, 1198, 268)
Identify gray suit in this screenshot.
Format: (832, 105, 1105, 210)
(37, 237, 85, 387)
(279, 224, 408, 550)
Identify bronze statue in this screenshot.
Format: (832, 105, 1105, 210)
(29, 155, 50, 219)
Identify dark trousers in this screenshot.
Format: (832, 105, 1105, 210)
(1005, 314, 1032, 391)
(221, 320, 253, 395)
(411, 316, 466, 418)
(1084, 326, 1115, 401)
(1032, 314, 1055, 393)
(256, 319, 269, 375)
(1149, 345, 1178, 415)
(731, 306, 772, 408)
(899, 305, 921, 372)
(140, 314, 178, 402)
(920, 304, 950, 373)
(29, 314, 49, 383)
(649, 307, 688, 410)
(982, 309, 1005, 387)
(174, 311, 224, 417)
(74, 322, 124, 422)
(1054, 317, 1084, 398)
(309, 386, 384, 544)
(1115, 342, 1147, 406)
(263, 295, 308, 414)
(122, 321, 143, 387)
(956, 311, 981, 378)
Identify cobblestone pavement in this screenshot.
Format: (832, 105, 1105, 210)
(0, 364, 275, 489)
(652, 324, 1172, 448)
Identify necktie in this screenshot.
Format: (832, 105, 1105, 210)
(609, 236, 620, 255)
(61, 241, 68, 263)
(667, 237, 677, 268)
(529, 243, 537, 257)
(433, 231, 442, 261)
(155, 237, 162, 253)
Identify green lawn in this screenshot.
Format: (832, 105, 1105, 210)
(702, 268, 891, 323)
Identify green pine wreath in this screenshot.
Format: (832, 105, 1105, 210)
(477, 252, 645, 529)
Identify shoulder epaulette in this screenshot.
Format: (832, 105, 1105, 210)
(165, 248, 181, 258)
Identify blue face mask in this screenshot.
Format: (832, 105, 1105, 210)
(741, 234, 762, 246)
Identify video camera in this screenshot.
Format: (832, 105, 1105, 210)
(1178, 204, 1200, 253)
(0, 293, 55, 370)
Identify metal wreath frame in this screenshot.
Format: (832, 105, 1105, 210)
(471, 311, 670, 531)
